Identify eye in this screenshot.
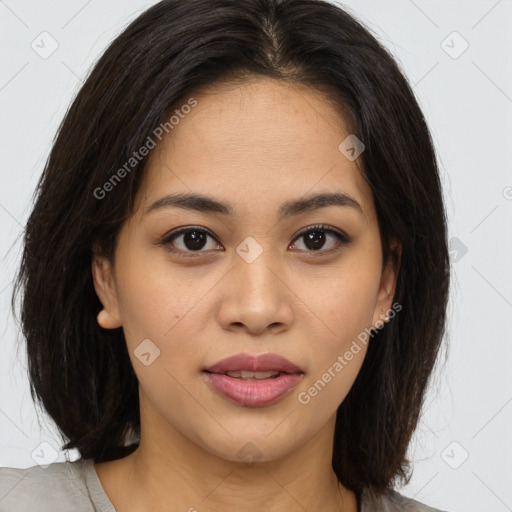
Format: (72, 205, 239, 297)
(289, 224, 351, 254)
(159, 226, 221, 256)
(158, 224, 351, 257)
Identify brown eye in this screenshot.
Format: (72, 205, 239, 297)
(290, 224, 351, 254)
(158, 223, 351, 258)
(161, 227, 222, 255)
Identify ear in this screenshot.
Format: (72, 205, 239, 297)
(91, 250, 122, 329)
(371, 240, 401, 329)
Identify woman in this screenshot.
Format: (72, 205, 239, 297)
(0, 0, 450, 510)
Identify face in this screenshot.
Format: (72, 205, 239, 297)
(93, 77, 399, 464)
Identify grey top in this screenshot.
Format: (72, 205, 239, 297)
(0, 459, 447, 511)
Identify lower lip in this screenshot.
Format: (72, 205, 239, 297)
(203, 372, 303, 407)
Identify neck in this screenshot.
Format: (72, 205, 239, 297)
(95, 407, 358, 512)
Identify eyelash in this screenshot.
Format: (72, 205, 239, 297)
(158, 224, 352, 258)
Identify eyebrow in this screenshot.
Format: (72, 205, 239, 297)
(145, 191, 364, 220)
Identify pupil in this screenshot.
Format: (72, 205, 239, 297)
(184, 231, 207, 250)
(305, 230, 325, 250)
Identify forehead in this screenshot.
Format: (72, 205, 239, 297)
(138, 78, 374, 221)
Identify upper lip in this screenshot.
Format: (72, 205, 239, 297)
(204, 353, 304, 374)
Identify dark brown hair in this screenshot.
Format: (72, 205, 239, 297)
(11, 0, 450, 497)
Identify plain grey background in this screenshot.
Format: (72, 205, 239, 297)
(1, 1, 511, 511)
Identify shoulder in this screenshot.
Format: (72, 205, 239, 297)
(0, 459, 96, 512)
(361, 487, 449, 512)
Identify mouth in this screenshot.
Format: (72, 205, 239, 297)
(204, 369, 292, 380)
(203, 352, 304, 375)
(202, 353, 304, 407)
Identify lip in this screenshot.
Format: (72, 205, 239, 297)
(203, 353, 304, 407)
(204, 372, 303, 407)
(204, 353, 304, 374)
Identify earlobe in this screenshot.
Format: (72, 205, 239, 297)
(91, 252, 122, 329)
(96, 309, 122, 329)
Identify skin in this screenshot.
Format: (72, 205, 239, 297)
(92, 77, 400, 512)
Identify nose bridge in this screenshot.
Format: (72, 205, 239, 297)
(233, 236, 281, 305)
(218, 235, 293, 334)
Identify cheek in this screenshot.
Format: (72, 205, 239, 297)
(113, 245, 190, 338)
(298, 255, 380, 398)
(112, 251, 213, 386)
(297, 282, 373, 417)
(310, 259, 380, 344)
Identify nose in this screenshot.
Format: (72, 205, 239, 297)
(216, 250, 294, 336)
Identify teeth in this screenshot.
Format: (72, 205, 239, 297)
(225, 370, 281, 380)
